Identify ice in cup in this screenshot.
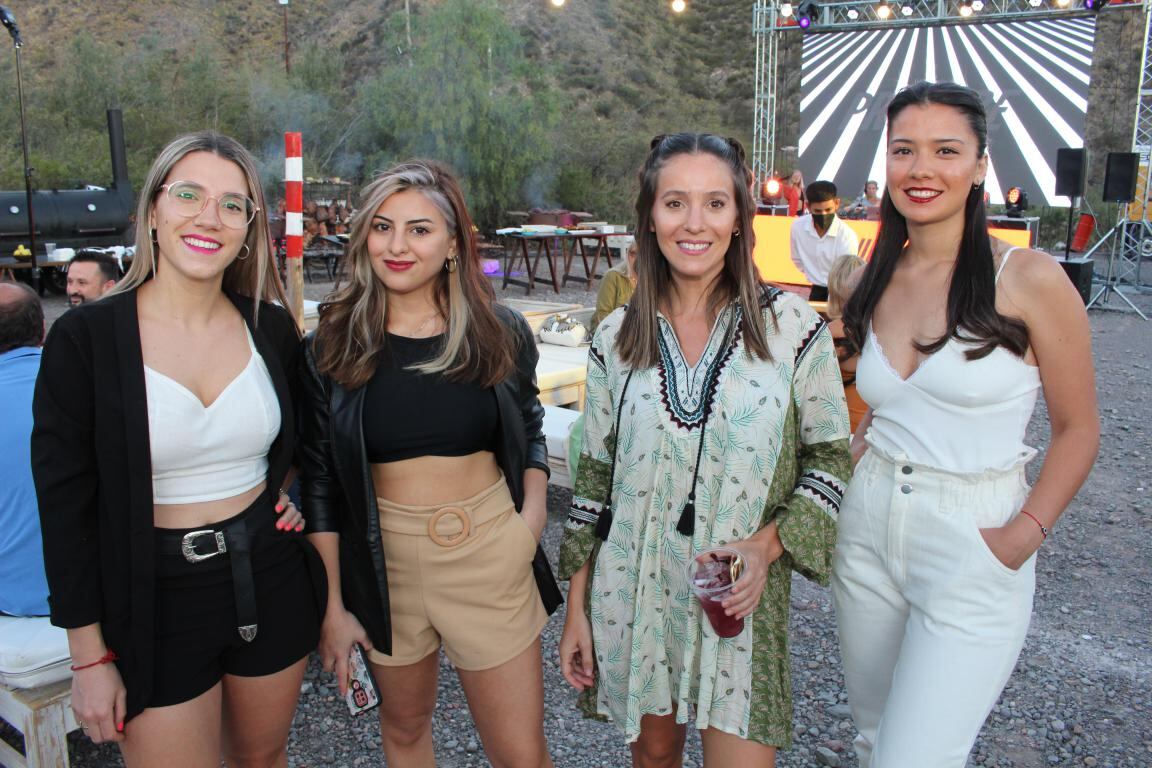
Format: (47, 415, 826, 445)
(688, 546, 745, 638)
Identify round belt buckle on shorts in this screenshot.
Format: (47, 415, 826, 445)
(427, 506, 471, 547)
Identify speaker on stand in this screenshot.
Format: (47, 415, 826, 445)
(1103, 152, 1139, 203)
(1055, 148, 1087, 260)
(1087, 151, 1148, 319)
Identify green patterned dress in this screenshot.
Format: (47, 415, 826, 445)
(558, 288, 852, 747)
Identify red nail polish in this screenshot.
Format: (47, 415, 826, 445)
(275, 504, 284, 513)
(117, 722, 124, 732)
(295, 524, 304, 532)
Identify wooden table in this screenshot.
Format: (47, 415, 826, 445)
(500, 232, 616, 294)
(560, 232, 616, 288)
(501, 232, 563, 293)
(0, 257, 78, 292)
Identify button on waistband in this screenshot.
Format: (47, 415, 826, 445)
(900, 483, 912, 494)
(902, 465, 913, 475)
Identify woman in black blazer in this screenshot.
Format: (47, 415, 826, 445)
(32, 132, 323, 766)
(300, 160, 562, 767)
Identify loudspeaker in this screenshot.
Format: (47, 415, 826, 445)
(1055, 148, 1087, 198)
(1059, 258, 1093, 305)
(1103, 152, 1139, 203)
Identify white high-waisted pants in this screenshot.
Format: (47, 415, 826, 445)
(832, 447, 1036, 768)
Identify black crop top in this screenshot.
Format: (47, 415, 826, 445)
(363, 333, 499, 463)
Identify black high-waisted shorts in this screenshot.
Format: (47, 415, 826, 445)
(149, 497, 326, 708)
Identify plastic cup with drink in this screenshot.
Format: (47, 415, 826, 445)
(687, 546, 746, 638)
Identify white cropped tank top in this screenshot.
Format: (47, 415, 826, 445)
(856, 248, 1041, 473)
(146, 325, 280, 504)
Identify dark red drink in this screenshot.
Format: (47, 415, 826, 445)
(689, 552, 745, 638)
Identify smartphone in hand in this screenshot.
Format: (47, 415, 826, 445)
(345, 644, 381, 716)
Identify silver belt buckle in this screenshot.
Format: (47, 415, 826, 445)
(181, 530, 227, 563)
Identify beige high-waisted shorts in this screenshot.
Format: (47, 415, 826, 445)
(367, 476, 548, 671)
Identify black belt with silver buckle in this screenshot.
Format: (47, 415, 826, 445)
(179, 515, 259, 643)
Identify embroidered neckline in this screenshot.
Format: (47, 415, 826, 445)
(656, 303, 741, 429)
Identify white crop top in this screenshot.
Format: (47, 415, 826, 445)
(856, 248, 1041, 473)
(146, 326, 280, 504)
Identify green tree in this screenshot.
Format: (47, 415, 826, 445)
(354, 0, 557, 230)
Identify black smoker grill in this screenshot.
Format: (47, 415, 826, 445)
(0, 109, 134, 255)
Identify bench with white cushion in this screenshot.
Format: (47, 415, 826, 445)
(535, 343, 589, 411)
(541, 405, 581, 490)
(0, 616, 76, 768)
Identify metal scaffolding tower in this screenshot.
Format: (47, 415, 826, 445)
(752, 0, 780, 188)
(1113, 0, 1152, 291)
(1081, 0, 1151, 314)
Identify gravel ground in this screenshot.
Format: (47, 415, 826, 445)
(12, 267, 1152, 767)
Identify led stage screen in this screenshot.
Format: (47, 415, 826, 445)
(798, 17, 1095, 206)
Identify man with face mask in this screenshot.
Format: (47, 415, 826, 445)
(789, 180, 860, 302)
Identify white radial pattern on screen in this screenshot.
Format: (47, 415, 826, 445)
(798, 17, 1094, 206)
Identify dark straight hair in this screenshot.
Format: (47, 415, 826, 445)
(842, 81, 1028, 360)
(617, 133, 772, 368)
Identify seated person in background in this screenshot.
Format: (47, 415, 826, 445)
(825, 254, 868, 433)
(590, 239, 637, 332)
(67, 250, 120, 307)
(790, 180, 860, 301)
(0, 282, 50, 617)
(842, 180, 881, 221)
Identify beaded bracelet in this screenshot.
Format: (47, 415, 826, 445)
(70, 650, 119, 671)
(1019, 509, 1050, 539)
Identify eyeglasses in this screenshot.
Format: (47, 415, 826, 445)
(161, 181, 259, 229)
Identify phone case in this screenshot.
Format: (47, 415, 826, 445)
(345, 644, 381, 716)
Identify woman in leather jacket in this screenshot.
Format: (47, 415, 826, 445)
(299, 160, 561, 767)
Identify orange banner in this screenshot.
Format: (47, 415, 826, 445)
(752, 216, 1033, 285)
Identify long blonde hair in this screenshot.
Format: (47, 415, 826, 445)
(312, 160, 513, 390)
(826, 254, 865, 319)
(112, 132, 287, 316)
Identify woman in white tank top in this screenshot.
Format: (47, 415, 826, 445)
(32, 132, 324, 766)
(830, 82, 1099, 768)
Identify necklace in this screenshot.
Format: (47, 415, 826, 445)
(392, 312, 443, 338)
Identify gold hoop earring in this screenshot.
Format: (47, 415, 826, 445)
(444, 255, 458, 273)
(733, 229, 741, 237)
(236, 243, 251, 261)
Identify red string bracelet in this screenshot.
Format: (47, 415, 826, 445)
(1019, 509, 1050, 540)
(70, 650, 119, 671)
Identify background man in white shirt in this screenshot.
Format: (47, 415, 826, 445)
(789, 180, 860, 301)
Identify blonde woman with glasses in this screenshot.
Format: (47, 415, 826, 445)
(300, 160, 562, 767)
(32, 132, 324, 766)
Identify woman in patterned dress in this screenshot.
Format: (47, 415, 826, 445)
(557, 133, 852, 767)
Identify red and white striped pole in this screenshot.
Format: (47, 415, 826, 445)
(284, 132, 304, 329)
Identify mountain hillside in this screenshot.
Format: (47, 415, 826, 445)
(0, 0, 758, 225)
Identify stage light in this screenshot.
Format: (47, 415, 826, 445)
(781, 1, 794, 16)
(764, 177, 782, 197)
(847, 6, 860, 18)
(1004, 186, 1030, 217)
(1084, 0, 1108, 10)
(1028, 0, 1042, 5)
(1056, 0, 1070, 6)
(671, 0, 687, 12)
(959, 0, 973, 16)
(797, 0, 819, 29)
(901, 3, 914, 15)
(550, 0, 565, 6)
(972, 0, 984, 9)
(877, 0, 892, 18)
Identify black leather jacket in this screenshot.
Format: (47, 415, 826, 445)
(299, 304, 563, 654)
